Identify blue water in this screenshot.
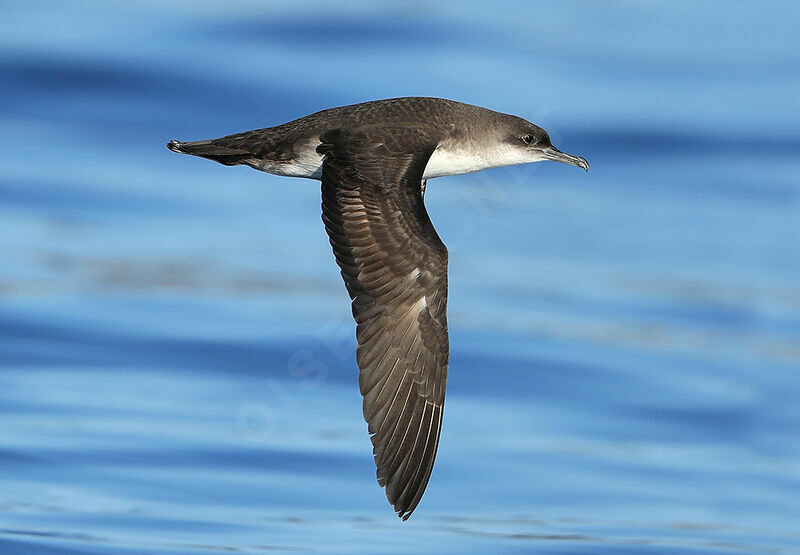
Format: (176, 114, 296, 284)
(2, 1, 799, 553)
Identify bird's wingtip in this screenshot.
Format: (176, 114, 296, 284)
(395, 499, 420, 521)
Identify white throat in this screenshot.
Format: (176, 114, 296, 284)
(423, 146, 489, 179)
(422, 143, 545, 179)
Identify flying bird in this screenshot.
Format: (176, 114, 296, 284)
(167, 97, 588, 519)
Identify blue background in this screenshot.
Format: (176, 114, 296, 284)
(1, 1, 799, 553)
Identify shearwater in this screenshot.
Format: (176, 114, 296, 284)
(167, 97, 589, 520)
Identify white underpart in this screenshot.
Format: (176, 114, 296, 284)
(423, 143, 547, 179)
(257, 139, 547, 181)
(253, 138, 323, 178)
(291, 152, 325, 179)
(423, 146, 489, 179)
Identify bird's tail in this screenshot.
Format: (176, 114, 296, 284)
(166, 139, 251, 166)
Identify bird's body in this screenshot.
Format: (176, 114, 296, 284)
(167, 97, 588, 520)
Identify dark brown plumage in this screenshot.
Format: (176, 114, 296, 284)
(167, 97, 588, 520)
(319, 127, 449, 519)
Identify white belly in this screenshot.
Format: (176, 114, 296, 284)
(253, 141, 526, 181)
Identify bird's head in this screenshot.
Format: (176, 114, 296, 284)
(501, 118, 589, 172)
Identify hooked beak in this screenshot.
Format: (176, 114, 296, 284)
(542, 146, 589, 171)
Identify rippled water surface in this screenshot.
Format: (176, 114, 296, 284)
(2, 1, 799, 553)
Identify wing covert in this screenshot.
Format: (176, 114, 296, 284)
(319, 127, 449, 519)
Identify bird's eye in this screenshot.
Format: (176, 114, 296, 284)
(522, 134, 535, 145)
